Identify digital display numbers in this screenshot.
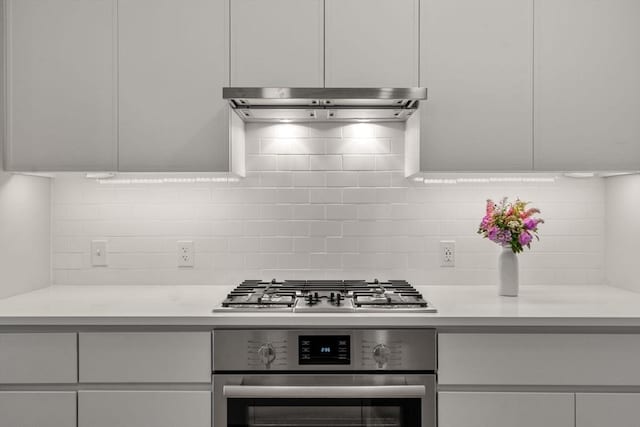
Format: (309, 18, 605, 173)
(299, 335, 350, 365)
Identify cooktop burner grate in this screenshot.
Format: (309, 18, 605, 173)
(214, 279, 437, 313)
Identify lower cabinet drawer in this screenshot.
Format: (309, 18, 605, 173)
(79, 332, 211, 383)
(439, 333, 640, 385)
(0, 391, 76, 427)
(78, 390, 211, 427)
(438, 392, 574, 427)
(576, 393, 640, 427)
(0, 333, 77, 383)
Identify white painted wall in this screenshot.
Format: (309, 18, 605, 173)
(0, 173, 52, 298)
(604, 174, 640, 292)
(51, 122, 606, 287)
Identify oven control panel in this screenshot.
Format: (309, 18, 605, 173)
(213, 329, 436, 372)
(299, 335, 350, 365)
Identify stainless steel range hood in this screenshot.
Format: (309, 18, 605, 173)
(223, 87, 427, 122)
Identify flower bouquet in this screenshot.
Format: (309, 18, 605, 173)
(478, 197, 544, 296)
(478, 197, 544, 253)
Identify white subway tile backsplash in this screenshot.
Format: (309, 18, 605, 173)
(326, 138, 390, 154)
(293, 237, 326, 253)
(310, 155, 342, 171)
(357, 172, 392, 187)
(326, 237, 359, 253)
(276, 189, 309, 203)
(260, 237, 293, 253)
(343, 155, 376, 171)
(246, 155, 277, 171)
(342, 188, 378, 204)
(293, 172, 326, 187)
(259, 172, 294, 187)
(308, 123, 343, 138)
(309, 221, 342, 237)
(327, 172, 358, 187)
(326, 204, 358, 220)
(309, 189, 343, 204)
(277, 155, 310, 171)
(293, 205, 326, 220)
(51, 122, 606, 287)
(375, 155, 404, 171)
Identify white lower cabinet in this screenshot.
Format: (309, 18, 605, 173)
(438, 392, 574, 427)
(78, 390, 211, 427)
(576, 394, 640, 427)
(0, 391, 76, 427)
(0, 333, 77, 383)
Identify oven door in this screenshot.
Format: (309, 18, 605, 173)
(213, 374, 435, 427)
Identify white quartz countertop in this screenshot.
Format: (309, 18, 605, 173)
(1, 284, 640, 328)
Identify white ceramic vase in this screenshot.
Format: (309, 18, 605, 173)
(498, 247, 519, 297)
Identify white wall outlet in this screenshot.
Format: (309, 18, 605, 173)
(440, 240, 455, 267)
(91, 240, 108, 267)
(177, 240, 195, 268)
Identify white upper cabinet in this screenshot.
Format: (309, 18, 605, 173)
(325, 0, 419, 87)
(534, 0, 640, 171)
(419, 0, 533, 171)
(4, 0, 117, 171)
(230, 0, 324, 87)
(118, 0, 230, 172)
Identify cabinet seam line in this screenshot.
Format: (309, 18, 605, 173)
(531, 0, 535, 170)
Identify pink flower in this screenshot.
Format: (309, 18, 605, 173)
(519, 232, 532, 246)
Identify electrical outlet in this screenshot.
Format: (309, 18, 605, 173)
(91, 240, 108, 267)
(177, 240, 195, 268)
(440, 240, 455, 267)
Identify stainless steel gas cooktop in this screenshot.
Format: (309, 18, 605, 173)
(213, 279, 437, 313)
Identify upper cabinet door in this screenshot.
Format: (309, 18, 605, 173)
(4, 0, 117, 171)
(325, 0, 419, 87)
(419, 0, 533, 172)
(118, 0, 229, 172)
(534, 0, 640, 171)
(230, 0, 324, 87)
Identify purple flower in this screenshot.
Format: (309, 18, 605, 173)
(497, 230, 512, 245)
(487, 227, 498, 241)
(523, 218, 537, 230)
(519, 232, 532, 246)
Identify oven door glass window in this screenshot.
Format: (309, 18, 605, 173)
(227, 398, 421, 427)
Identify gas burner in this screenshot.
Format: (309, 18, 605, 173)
(214, 279, 437, 313)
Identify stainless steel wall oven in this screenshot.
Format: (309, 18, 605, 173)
(213, 329, 436, 427)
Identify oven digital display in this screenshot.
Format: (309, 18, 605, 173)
(299, 335, 350, 365)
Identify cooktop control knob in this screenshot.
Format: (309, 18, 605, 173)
(372, 344, 391, 368)
(257, 344, 276, 368)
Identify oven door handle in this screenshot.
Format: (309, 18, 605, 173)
(223, 385, 426, 399)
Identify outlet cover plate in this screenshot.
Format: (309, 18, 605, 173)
(177, 240, 195, 268)
(440, 240, 455, 267)
(91, 240, 108, 267)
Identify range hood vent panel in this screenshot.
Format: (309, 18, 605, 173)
(224, 87, 427, 122)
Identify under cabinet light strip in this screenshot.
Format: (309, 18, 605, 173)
(418, 176, 557, 185)
(97, 177, 241, 185)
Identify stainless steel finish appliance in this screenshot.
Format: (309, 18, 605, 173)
(213, 279, 437, 313)
(223, 87, 427, 122)
(213, 329, 436, 427)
